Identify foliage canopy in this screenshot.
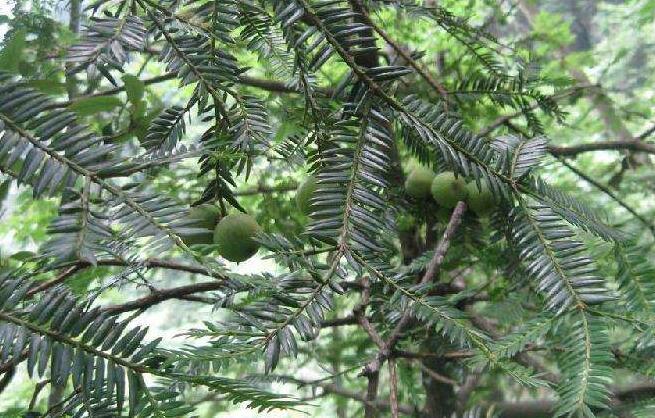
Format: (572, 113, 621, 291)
(0, 0, 655, 417)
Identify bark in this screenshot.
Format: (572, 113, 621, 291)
(420, 336, 457, 418)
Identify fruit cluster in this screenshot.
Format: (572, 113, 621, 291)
(177, 169, 495, 263)
(404, 166, 496, 217)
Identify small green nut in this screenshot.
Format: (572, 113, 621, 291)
(431, 172, 468, 208)
(465, 181, 496, 216)
(179, 204, 221, 245)
(213, 213, 262, 262)
(404, 166, 435, 199)
(396, 214, 416, 232)
(296, 176, 318, 215)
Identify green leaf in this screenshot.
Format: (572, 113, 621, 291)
(68, 96, 123, 116)
(9, 251, 36, 261)
(0, 29, 26, 73)
(25, 79, 67, 95)
(121, 74, 145, 106)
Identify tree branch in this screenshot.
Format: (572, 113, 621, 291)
(27, 265, 85, 296)
(233, 184, 298, 196)
(353, 2, 448, 100)
(102, 281, 228, 315)
(362, 201, 467, 376)
(477, 85, 593, 137)
(26, 258, 229, 299)
(55, 73, 333, 109)
(549, 140, 655, 157)
(321, 315, 358, 327)
(556, 156, 655, 236)
(283, 375, 416, 415)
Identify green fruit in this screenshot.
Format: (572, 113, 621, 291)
(430, 172, 468, 208)
(213, 213, 262, 262)
(404, 166, 435, 199)
(179, 204, 221, 245)
(296, 176, 318, 215)
(466, 181, 496, 216)
(189, 204, 221, 228)
(396, 214, 416, 232)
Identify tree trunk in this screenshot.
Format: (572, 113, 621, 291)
(421, 336, 457, 417)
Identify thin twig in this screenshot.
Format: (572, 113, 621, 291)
(418, 362, 459, 387)
(477, 85, 593, 137)
(549, 140, 655, 157)
(557, 157, 655, 237)
(355, 2, 449, 100)
(54, 73, 333, 109)
(102, 281, 229, 314)
(321, 315, 358, 327)
(354, 276, 385, 348)
(353, 276, 385, 418)
(638, 122, 655, 140)
(362, 201, 467, 376)
(29, 380, 50, 410)
(233, 184, 298, 196)
(27, 265, 85, 296)
(278, 374, 415, 415)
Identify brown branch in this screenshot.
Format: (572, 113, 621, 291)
(354, 277, 385, 348)
(233, 184, 298, 196)
(352, 276, 386, 418)
(557, 157, 655, 236)
(417, 362, 458, 387)
(639, 123, 655, 140)
(321, 315, 358, 327)
(393, 349, 474, 360)
(97, 258, 224, 278)
(26, 258, 229, 300)
(27, 265, 85, 296)
(364, 371, 380, 418)
(353, 3, 449, 100)
(0, 349, 27, 374)
(318, 381, 413, 416)
(277, 374, 415, 415)
(362, 201, 467, 376)
(549, 140, 655, 157)
(55, 73, 333, 109)
(477, 85, 593, 137)
(102, 281, 227, 315)
(0, 364, 16, 394)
